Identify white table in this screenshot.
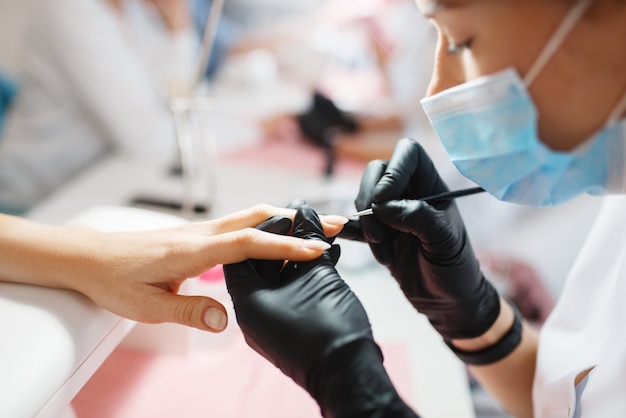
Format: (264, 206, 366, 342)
(1, 154, 475, 418)
(0, 195, 192, 418)
(0, 283, 134, 418)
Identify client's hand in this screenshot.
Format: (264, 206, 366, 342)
(0, 205, 346, 333)
(224, 204, 419, 418)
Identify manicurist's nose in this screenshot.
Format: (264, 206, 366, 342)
(426, 33, 465, 97)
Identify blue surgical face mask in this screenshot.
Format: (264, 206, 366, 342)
(420, 0, 626, 207)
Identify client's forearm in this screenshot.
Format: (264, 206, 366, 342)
(0, 214, 95, 289)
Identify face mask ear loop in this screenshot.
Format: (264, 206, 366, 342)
(523, 0, 593, 87)
(606, 92, 626, 126)
(604, 90, 626, 194)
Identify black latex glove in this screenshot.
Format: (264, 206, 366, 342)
(339, 138, 500, 340)
(296, 91, 359, 147)
(224, 205, 419, 418)
(296, 92, 359, 177)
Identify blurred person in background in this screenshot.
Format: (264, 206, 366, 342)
(0, 0, 198, 215)
(258, 0, 416, 166)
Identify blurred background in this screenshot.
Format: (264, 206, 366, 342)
(0, 0, 602, 417)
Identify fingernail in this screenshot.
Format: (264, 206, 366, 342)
(322, 215, 349, 225)
(204, 307, 227, 331)
(302, 240, 331, 251)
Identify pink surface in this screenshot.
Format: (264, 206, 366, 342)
(199, 265, 225, 283)
(72, 333, 415, 418)
(222, 140, 367, 179)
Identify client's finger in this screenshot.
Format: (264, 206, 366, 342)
(200, 228, 331, 266)
(193, 204, 347, 238)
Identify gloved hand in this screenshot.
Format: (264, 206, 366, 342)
(224, 204, 419, 418)
(340, 138, 500, 341)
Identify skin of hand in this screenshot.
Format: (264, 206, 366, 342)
(0, 204, 347, 332)
(224, 204, 419, 418)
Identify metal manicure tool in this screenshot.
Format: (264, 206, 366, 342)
(349, 186, 486, 218)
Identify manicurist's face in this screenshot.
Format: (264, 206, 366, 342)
(415, 0, 626, 151)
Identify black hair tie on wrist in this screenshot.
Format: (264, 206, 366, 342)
(444, 305, 523, 366)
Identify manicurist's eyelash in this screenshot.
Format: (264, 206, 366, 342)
(446, 38, 473, 54)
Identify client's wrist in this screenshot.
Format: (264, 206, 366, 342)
(447, 299, 523, 366)
(310, 339, 418, 418)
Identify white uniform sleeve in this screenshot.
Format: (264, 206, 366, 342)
(33, 0, 191, 165)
